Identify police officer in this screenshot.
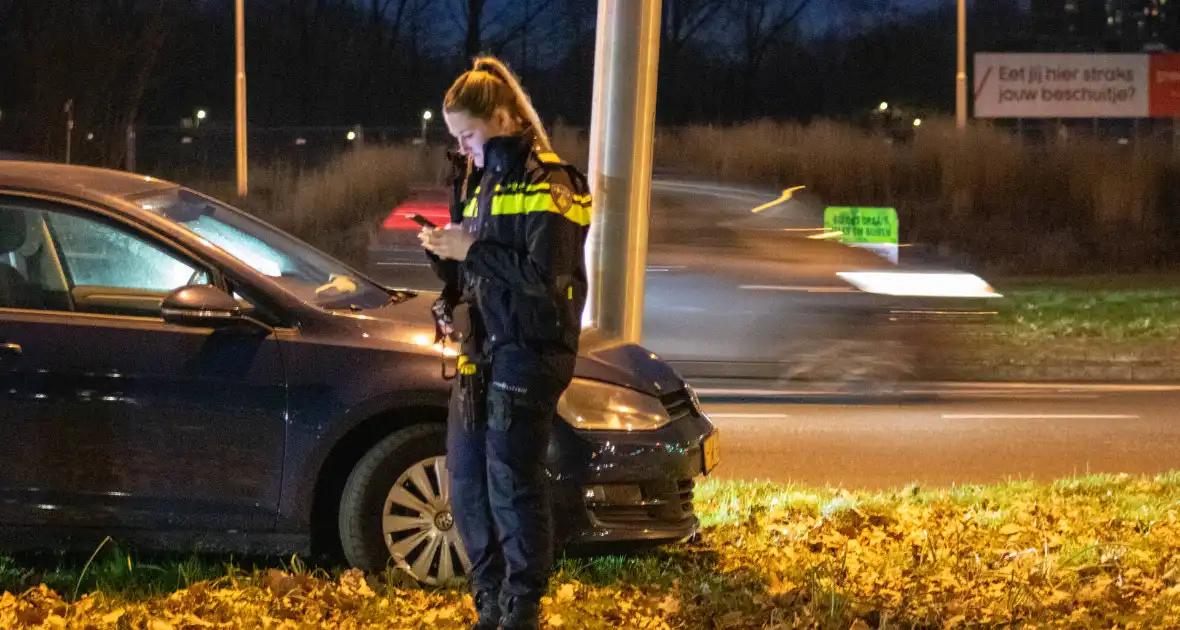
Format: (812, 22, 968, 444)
(420, 56, 591, 630)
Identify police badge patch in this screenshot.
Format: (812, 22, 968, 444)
(550, 184, 574, 213)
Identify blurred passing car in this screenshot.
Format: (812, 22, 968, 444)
(371, 179, 1001, 389)
(0, 162, 718, 585)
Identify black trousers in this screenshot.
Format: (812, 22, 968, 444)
(446, 363, 558, 604)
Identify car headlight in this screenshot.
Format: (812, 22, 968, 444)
(557, 378, 671, 431)
(836, 271, 1002, 298)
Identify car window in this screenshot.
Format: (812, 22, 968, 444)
(46, 212, 209, 292)
(0, 204, 70, 311)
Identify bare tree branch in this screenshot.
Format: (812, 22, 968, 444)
(484, 0, 554, 54)
(736, 0, 813, 70)
(669, 0, 728, 49)
(441, 0, 467, 38)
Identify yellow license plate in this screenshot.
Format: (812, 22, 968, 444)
(702, 432, 720, 475)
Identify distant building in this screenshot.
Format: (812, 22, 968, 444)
(1030, 0, 1178, 51)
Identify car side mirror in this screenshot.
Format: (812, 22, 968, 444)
(161, 285, 265, 331)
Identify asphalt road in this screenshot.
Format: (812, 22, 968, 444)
(367, 178, 807, 292)
(698, 383, 1180, 490)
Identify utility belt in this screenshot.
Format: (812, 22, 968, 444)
(433, 296, 488, 429)
(433, 298, 477, 381)
(456, 352, 489, 431)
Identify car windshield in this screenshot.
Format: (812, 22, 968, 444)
(127, 187, 396, 310)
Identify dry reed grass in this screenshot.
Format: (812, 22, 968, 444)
(192, 120, 1180, 273)
(647, 118, 1179, 273)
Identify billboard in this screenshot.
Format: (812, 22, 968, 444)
(1149, 54, 1180, 117)
(973, 53, 1180, 119)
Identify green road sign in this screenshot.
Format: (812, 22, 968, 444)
(823, 207, 898, 245)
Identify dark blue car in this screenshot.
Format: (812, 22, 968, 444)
(0, 161, 719, 584)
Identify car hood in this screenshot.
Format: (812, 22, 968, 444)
(336, 294, 685, 398)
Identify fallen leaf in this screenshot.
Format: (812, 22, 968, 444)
(999, 523, 1023, 536)
(557, 583, 576, 603)
(658, 594, 680, 615)
(548, 613, 564, 627)
(265, 569, 301, 597)
(15, 606, 47, 626)
(339, 568, 375, 598)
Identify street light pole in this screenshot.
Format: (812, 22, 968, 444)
(585, 0, 662, 344)
(64, 99, 74, 165)
(956, 0, 968, 129)
(235, 0, 248, 196)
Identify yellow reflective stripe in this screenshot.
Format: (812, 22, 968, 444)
(489, 192, 591, 227)
(463, 197, 478, 218)
(536, 152, 562, 164)
(492, 182, 590, 203)
(494, 182, 546, 193)
(564, 203, 592, 227)
(490, 192, 554, 215)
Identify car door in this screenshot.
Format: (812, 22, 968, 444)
(0, 197, 287, 532)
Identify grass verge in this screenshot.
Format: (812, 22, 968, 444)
(925, 276, 1180, 378)
(4, 473, 1179, 628)
(995, 275, 1180, 343)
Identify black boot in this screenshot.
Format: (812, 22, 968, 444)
(499, 595, 540, 630)
(470, 591, 502, 630)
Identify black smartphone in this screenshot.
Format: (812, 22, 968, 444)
(407, 213, 437, 229)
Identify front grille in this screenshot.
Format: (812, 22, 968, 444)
(660, 388, 697, 423)
(589, 478, 696, 526)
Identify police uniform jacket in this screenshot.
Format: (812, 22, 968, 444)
(430, 131, 592, 397)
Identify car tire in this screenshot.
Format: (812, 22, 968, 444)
(338, 422, 468, 584)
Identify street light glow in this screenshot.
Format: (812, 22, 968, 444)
(347, 131, 357, 141)
(913, 118, 922, 127)
(423, 110, 433, 121)
(879, 102, 889, 111)
(197, 109, 208, 120)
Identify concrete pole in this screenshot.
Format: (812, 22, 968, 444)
(956, 0, 967, 129)
(584, 0, 662, 344)
(235, 0, 249, 196)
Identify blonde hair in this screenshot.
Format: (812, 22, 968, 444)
(444, 56, 552, 153)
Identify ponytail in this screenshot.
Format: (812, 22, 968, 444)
(444, 56, 552, 153)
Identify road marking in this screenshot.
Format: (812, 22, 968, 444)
(695, 382, 1180, 399)
(928, 382, 1180, 393)
(708, 413, 792, 419)
(930, 392, 1101, 400)
(750, 186, 807, 214)
(942, 414, 1140, 420)
(375, 262, 431, 267)
(739, 285, 855, 293)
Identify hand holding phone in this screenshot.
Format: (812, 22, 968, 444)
(407, 213, 437, 229)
